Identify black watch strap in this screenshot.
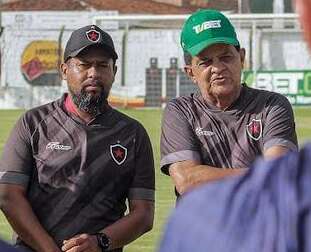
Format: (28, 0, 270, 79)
(96, 233, 111, 252)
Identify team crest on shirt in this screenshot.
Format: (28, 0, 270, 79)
(246, 119, 262, 141)
(86, 27, 100, 42)
(110, 143, 127, 165)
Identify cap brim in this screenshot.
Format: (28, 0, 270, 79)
(187, 37, 240, 56)
(65, 44, 118, 62)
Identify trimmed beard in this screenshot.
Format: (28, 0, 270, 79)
(69, 87, 109, 117)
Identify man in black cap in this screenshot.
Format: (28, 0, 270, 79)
(0, 25, 155, 252)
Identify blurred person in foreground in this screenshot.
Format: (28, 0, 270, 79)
(158, 3, 311, 252)
(160, 9, 298, 197)
(0, 25, 155, 252)
(159, 145, 311, 252)
(0, 240, 22, 252)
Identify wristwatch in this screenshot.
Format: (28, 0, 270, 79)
(96, 232, 111, 252)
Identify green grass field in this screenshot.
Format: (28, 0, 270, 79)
(1, 107, 311, 251)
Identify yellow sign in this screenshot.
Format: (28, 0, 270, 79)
(21, 40, 61, 83)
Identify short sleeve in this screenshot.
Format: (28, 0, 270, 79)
(263, 94, 298, 151)
(160, 101, 201, 175)
(128, 123, 155, 201)
(0, 115, 33, 187)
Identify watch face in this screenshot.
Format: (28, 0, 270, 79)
(97, 233, 110, 250)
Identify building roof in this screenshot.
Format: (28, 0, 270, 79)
(0, 0, 199, 14)
(208, 0, 238, 12)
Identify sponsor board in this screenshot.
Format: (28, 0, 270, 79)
(244, 70, 311, 105)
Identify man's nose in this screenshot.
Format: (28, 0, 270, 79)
(87, 64, 101, 78)
(211, 59, 226, 73)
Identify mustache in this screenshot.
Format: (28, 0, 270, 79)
(82, 79, 103, 89)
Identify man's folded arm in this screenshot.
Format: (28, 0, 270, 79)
(168, 160, 246, 195)
(0, 183, 60, 252)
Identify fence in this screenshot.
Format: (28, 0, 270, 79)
(92, 13, 311, 107)
(1, 12, 311, 109)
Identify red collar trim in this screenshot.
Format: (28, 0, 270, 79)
(64, 94, 79, 117)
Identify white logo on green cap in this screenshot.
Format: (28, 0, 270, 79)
(192, 20, 221, 34)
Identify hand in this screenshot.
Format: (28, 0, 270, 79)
(61, 234, 100, 252)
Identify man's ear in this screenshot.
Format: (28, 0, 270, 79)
(60, 62, 68, 80)
(113, 65, 117, 76)
(239, 48, 246, 69)
(184, 65, 197, 84)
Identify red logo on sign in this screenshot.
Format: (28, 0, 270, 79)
(86, 29, 100, 42)
(246, 119, 262, 141)
(21, 57, 45, 81)
(110, 144, 127, 165)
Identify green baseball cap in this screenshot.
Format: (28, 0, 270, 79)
(181, 9, 240, 56)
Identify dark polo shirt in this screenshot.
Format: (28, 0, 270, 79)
(160, 84, 298, 174)
(0, 94, 155, 251)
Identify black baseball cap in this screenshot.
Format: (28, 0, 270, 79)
(63, 25, 118, 62)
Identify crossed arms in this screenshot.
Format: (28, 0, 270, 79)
(169, 145, 291, 195)
(0, 184, 154, 252)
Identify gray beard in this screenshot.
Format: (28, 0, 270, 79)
(69, 88, 108, 117)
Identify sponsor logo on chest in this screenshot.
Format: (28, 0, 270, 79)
(110, 142, 127, 165)
(46, 142, 72, 151)
(195, 127, 215, 136)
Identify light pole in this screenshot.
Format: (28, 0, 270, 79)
(238, 0, 242, 13)
(273, 0, 285, 28)
(273, 0, 285, 13)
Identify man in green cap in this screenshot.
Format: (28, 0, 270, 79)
(160, 9, 298, 196)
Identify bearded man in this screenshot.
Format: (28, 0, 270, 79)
(0, 25, 155, 252)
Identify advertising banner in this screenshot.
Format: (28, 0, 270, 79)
(244, 70, 311, 105)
